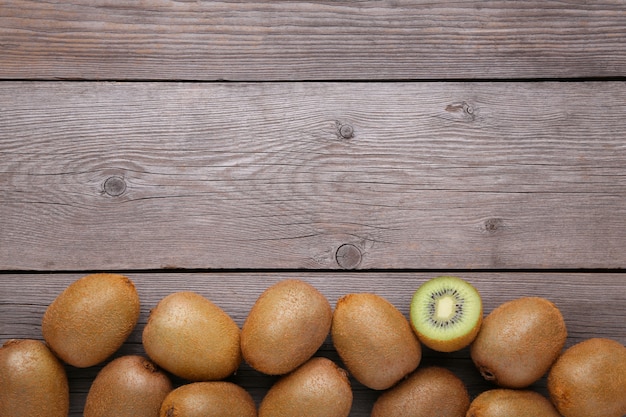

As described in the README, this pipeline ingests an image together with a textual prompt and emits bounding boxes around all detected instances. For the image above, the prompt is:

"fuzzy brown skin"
[331,293,421,390]
[42,273,140,367]
[84,355,172,417]
[0,339,69,416]
[470,297,567,388]
[259,357,352,417]
[241,279,332,375]
[160,381,257,417]
[142,291,241,381]
[547,338,626,417]
[466,389,562,417]
[371,366,469,417]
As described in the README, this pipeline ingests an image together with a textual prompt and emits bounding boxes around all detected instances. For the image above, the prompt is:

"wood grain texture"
[1,1,626,80]
[1,272,624,416]
[2,81,626,270]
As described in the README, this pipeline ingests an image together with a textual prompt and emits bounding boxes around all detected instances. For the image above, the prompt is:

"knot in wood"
[445,101,476,121]
[336,244,362,269]
[482,218,504,234]
[338,123,354,139]
[103,176,127,197]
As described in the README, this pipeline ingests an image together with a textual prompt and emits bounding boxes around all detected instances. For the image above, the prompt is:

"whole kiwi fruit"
[259,357,352,417]
[466,389,562,417]
[84,355,172,417]
[470,296,567,388]
[410,276,483,352]
[371,366,469,417]
[159,381,257,417]
[241,279,332,375]
[42,273,140,367]
[547,337,626,417]
[0,339,69,416]
[142,291,241,381]
[331,293,421,390]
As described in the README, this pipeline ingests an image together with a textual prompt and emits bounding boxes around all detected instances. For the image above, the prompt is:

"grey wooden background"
[1,1,625,416]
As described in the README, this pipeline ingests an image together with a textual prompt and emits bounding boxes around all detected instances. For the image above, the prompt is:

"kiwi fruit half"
[0,339,69,417]
[547,337,626,417]
[409,276,482,352]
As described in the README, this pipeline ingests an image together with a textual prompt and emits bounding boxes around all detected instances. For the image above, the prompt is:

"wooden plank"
[1,272,624,415]
[1,1,626,80]
[2,81,626,270]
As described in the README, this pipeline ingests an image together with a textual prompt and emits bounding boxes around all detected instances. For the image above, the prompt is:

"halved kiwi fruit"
[410,276,482,352]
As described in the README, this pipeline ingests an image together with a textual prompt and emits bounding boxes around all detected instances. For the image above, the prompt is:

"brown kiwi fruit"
[160,381,257,417]
[241,279,332,375]
[259,357,352,417]
[42,273,140,367]
[466,389,562,417]
[371,366,469,417]
[84,355,172,417]
[331,293,421,390]
[470,296,567,388]
[0,339,69,416]
[547,337,626,417]
[142,291,241,381]
[410,276,483,352]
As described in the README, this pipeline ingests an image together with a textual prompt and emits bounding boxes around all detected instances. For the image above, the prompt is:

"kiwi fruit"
[142,291,241,381]
[331,292,421,390]
[410,276,483,352]
[0,339,69,416]
[84,355,172,417]
[42,273,140,367]
[241,279,332,375]
[470,296,567,388]
[259,357,352,417]
[160,381,257,417]
[547,337,626,417]
[371,366,469,417]
[466,389,562,417]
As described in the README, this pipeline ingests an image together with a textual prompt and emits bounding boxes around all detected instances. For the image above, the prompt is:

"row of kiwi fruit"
[1,273,625,416]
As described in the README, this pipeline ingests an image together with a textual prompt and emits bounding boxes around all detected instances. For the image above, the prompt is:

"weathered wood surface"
[1,272,624,415]
[2,81,626,270]
[2,1,626,81]
[2,2,625,413]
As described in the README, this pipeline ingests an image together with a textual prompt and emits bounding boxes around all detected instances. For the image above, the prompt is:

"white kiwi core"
[435,296,455,321]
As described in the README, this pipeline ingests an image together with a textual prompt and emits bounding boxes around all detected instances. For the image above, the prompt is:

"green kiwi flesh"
[410,276,483,352]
